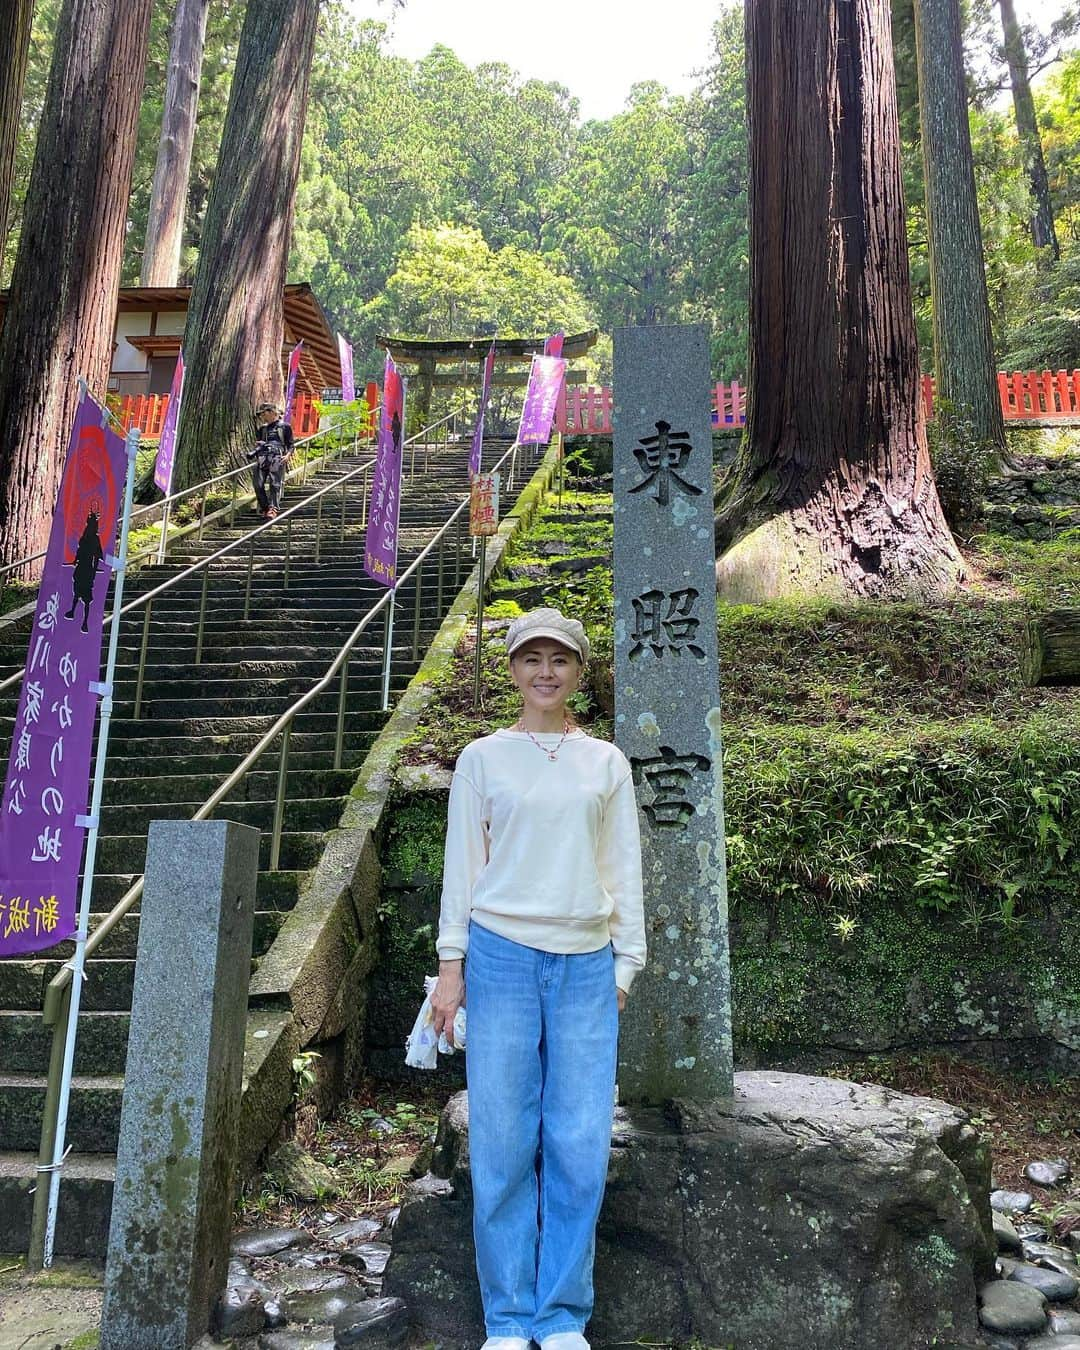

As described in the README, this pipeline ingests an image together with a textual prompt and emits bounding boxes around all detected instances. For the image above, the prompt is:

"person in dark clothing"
[248,402,295,517]
[65,512,103,633]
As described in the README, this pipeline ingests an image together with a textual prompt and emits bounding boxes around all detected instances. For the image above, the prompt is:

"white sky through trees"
[349,0,1073,121]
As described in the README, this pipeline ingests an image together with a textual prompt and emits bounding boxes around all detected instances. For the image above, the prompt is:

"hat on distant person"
[257,401,280,414]
[505,607,590,663]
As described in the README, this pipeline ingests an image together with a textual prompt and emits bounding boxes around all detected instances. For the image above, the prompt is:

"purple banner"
[364,355,406,588]
[284,341,304,425]
[544,330,565,358]
[0,394,127,957]
[517,354,567,445]
[153,348,185,494]
[338,333,355,404]
[469,341,496,476]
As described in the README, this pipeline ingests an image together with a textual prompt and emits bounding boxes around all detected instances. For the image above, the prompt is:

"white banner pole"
[381,591,396,712]
[42,423,140,1267]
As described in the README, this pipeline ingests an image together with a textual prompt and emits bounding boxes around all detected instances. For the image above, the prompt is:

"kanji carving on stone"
[629,587,705,660]
[628,421,702,507]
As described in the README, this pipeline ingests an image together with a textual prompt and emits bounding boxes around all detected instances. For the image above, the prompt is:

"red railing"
[555,382,746,436]
[556,372,1080,436]
[116,391,322,439]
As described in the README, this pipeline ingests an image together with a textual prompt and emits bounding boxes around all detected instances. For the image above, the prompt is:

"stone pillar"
[100,819,260,1350]
[612,323,734,1104]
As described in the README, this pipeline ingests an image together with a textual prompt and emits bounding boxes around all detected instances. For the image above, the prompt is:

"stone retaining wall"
[368,782,1080,1079]
[984,453,1080,540]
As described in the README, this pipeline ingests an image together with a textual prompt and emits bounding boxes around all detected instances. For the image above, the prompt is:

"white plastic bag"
[404,974,467,1070]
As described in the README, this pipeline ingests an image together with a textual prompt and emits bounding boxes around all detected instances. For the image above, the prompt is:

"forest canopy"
[2,0,1078,383]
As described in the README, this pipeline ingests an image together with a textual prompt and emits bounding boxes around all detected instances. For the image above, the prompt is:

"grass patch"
[967,528,1080,609]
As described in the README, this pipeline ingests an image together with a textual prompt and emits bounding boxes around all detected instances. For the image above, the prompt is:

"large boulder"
[384,1072,994,1349]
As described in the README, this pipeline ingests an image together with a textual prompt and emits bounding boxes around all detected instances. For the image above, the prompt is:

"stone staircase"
[0,439,504,1256]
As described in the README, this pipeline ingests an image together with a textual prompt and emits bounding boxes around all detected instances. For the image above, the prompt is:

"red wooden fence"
[555,373,1080,437]
[116,391,322,440]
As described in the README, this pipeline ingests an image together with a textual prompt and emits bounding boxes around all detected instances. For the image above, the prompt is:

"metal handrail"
[39,434,521,1023]
[0,412,371,588]
[0,432,376,696]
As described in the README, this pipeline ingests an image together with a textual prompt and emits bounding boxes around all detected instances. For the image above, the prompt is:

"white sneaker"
[538,1336,589,1350]
[481,1339,530,1350]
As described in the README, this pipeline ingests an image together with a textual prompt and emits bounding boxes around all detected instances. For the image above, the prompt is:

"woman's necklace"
[514,717,573,761]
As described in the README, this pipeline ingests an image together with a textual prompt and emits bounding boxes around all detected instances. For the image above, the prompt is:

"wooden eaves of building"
[0,281,344,436]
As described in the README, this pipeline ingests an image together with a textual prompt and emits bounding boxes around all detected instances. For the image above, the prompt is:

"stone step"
[0,1073,123,1152]
[85,869,303,912]
[99,712,388,742]
[0,959,135,1012]
[94,829,323,874]
[107,674,424,710]
[121,686,410,722]
[101,731,377,769]
[0,1150,113,1257]
[0,1010,129,1076]
[104,767,355,805]
[47,907,286,963]
[98,794,342,836]
[103,651,400,683]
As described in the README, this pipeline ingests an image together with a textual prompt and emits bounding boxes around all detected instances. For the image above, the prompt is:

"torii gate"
[375,330,599,430]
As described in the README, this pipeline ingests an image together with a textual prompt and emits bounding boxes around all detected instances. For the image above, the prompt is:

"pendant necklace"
[516,718,573,762]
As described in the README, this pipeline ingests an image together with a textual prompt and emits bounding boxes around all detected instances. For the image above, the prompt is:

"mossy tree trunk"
[998,0,1060,261]
[0,0,34,254]
[0,0,154,571]
[172,0,319,491]
[140,0,211,286]
[715,0,964,603]
[914,0,1006,458]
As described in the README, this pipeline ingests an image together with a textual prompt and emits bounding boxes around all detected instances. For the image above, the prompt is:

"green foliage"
[1001,247,1080,369]
[724,719,1080,925]
[368,222,591,343]
[291,1050,321,1101]
[926,400,995,528]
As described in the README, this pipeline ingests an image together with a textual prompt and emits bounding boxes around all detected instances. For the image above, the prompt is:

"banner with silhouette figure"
[544,331,565,358]
[0,392,127,956]
[364,355,406,587]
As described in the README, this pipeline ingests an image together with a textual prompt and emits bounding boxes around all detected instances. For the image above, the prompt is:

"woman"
[431,606,646,1350]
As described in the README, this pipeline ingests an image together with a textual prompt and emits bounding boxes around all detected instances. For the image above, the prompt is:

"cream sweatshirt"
[437,729,647,993]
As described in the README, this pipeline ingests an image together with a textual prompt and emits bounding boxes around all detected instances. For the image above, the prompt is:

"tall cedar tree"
[914,0,1006,455]
[141,0,211,286]
[0,0,153,568]
[714,0,964,602]
[173,0,319,489]
[998,0,1060,259]
[0,0,35,252]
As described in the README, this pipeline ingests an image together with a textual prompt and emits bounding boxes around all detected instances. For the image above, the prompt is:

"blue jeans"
[465,921,619,1342]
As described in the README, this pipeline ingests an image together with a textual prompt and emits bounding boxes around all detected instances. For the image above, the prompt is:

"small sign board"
[469,471,500,537]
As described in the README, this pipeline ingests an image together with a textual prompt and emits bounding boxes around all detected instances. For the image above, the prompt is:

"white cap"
[505,607,590,662]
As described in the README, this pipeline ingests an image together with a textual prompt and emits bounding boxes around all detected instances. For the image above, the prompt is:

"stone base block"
[383,1071,996,1350]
